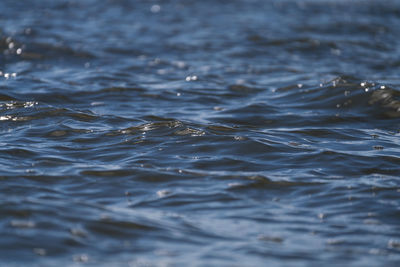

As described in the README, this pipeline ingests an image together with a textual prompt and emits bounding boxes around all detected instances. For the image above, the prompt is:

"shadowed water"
[1,0,400,266]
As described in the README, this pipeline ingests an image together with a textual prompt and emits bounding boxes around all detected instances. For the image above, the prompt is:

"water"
[1,0,400,266]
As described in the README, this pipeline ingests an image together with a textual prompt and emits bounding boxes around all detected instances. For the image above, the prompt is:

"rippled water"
[1,0,400,266]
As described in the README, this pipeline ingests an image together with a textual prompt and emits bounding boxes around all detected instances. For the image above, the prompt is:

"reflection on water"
[1,0,400,266]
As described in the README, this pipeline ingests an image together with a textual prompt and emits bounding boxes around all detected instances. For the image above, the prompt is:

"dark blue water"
[1,0,400,266]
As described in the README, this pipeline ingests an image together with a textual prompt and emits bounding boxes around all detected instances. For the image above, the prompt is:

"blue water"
[1,0,400,266]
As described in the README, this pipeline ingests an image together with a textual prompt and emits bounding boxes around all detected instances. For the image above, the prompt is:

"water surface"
[1,0,400,266]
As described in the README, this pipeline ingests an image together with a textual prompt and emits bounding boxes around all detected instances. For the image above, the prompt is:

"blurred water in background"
[1,0,400,266]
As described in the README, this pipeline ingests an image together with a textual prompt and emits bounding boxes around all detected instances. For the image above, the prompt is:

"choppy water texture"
[1,0,400,266]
